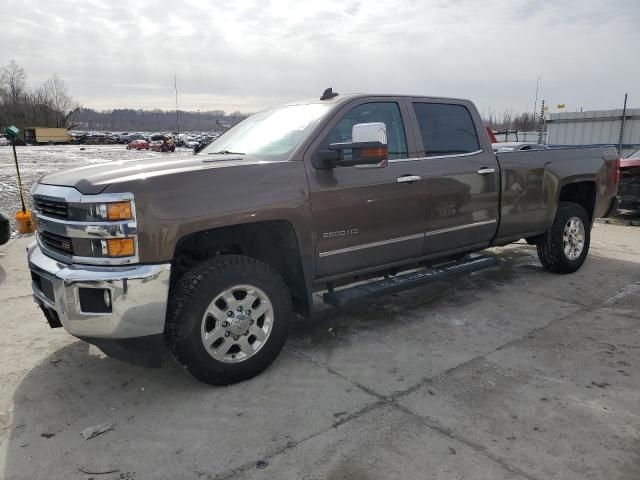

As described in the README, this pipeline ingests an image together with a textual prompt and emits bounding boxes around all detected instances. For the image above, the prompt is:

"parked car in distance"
[194,139,213,154]
[619,148,640,210]
[492,141,547,153]
[149,134,176,152]
[27,90,620,386]
[0,135,9,146]
[0,211,9,245]
[184,136,200,149]
[126,139,150,150]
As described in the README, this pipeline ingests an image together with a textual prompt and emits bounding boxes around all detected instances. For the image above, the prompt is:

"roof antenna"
[320,87,339,100]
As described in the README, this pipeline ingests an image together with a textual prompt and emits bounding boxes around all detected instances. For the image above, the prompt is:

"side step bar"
[323,255,500,307]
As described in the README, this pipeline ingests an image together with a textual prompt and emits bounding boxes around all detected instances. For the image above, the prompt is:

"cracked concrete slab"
[233,404,531,480]
[398,308,640,480]
[290,287,579,397]
[0,285,377,479]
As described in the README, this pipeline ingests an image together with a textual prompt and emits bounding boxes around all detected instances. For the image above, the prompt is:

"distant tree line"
[0,60,77,132]
[0,60,249,134]
[72,108,249,133]
[484,110,539,132]
[3,59,542,136]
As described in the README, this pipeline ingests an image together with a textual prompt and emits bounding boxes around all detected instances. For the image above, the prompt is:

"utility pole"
[537,100,546,144]
[617,93,628,156]
[175,76,180,134]
[533,76,542,131]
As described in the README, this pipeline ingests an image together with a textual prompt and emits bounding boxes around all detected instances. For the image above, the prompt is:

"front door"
[406,100,500,255]
[304,99,426,278]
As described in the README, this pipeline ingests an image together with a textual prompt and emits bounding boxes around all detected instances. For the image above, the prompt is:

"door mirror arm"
[312,149,344,169]
[312,142,389,169]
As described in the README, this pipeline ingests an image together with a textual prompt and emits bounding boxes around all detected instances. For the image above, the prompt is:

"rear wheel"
[167,255,292,385]
[536,202,590,273]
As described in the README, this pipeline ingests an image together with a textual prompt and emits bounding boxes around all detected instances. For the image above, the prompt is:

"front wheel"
[536,202,591,273]
[167,255,292,385]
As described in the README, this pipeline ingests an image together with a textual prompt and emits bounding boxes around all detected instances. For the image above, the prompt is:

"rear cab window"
[412,103,480,157]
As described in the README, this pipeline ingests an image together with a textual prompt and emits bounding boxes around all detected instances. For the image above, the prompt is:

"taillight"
[616,156,621,185]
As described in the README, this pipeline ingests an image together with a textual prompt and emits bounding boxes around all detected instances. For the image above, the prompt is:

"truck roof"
[278,92,475,109]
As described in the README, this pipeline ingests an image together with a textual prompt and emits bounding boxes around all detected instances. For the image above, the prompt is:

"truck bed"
[494,146,619,243]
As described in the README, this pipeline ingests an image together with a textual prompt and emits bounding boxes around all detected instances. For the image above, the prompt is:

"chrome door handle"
[477,168,495,175]
[397,175,421,183]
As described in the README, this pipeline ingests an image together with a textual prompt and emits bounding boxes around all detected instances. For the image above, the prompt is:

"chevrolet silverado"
[27,89,620,385]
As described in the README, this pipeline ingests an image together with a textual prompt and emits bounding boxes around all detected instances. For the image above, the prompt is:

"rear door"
[406,99,500,255]
[304,98,426,278]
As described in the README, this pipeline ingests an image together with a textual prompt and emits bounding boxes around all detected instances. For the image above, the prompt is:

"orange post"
[10,137,36,234]
[16,210,35,234]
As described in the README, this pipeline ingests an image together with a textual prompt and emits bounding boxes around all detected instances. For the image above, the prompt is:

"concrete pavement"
[0,220,638,479]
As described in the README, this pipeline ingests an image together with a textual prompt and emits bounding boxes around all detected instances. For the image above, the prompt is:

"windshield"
[200,103,332,156]
[629,148,640,159]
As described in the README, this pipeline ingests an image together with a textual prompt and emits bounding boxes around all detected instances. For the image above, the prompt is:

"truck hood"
[39,154,281,194]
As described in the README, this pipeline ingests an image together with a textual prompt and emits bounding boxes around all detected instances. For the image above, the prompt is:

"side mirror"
[313,122,388,169]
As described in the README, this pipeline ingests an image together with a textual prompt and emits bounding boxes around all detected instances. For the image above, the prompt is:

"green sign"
[4,125,20,139]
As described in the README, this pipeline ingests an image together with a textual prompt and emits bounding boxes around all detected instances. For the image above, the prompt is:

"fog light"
[78,288,112,313]
[106,238,135,257]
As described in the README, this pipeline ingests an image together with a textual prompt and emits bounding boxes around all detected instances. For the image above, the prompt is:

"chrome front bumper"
[28,242,171,339]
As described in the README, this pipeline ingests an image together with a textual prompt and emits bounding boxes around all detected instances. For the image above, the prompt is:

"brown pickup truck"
[27,90,620,385]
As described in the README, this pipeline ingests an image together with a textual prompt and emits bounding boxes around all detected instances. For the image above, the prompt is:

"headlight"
[68,201,133,222]
[107,202,133,221]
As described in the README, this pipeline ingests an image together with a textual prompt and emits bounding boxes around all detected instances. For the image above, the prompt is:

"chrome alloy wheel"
[563,216,585,261]
[200,284,273,363]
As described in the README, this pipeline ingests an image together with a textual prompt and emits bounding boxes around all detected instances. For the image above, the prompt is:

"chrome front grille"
[31,184,139,266]
[33,196,69,220]
[39,230,74,255]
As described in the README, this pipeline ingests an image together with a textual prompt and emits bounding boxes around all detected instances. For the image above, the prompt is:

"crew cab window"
[326,102,408,160]
[412,103,480,157]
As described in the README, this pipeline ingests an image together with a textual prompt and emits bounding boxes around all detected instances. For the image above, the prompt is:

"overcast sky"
[2,0,639,115]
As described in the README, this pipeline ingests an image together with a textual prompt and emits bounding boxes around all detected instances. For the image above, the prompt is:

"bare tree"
[0,60,28,127]
[484,111,537,132]
[41,74,73,127]
[0,60,251,133]
[0,60,27,102]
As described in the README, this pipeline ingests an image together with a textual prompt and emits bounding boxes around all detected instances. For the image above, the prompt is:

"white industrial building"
[546,108,640,157]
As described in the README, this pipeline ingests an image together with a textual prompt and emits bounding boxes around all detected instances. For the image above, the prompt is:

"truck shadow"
[3,243,638,478]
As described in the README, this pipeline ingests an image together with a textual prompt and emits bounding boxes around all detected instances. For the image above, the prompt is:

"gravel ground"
[0,144,194,231]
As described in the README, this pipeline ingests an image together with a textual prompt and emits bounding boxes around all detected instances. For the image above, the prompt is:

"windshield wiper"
[208,150,245,155]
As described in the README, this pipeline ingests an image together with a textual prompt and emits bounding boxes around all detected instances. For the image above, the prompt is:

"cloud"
[1,0,638,114]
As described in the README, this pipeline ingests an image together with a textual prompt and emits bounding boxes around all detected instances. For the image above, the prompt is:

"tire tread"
[536,202,590,274]
[166,254,291,385]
